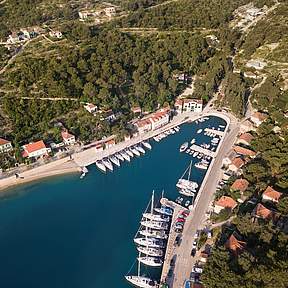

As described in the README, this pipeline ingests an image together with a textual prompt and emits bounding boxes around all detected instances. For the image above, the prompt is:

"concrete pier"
[204,128,225,137]
[190,144,216,158]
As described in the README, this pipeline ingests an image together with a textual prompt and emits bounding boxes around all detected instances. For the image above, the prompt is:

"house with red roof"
[252,203,276,221]
[214,196,237,214]
[0,138,13,153]
[262,186,282,203]
[149,109,170,130]
[231,179,249,193]
[240,119,256,134]
[61,130,76,146]
[228,157,245,173]
[134,118,152,134]
[234,145,256,157]
[237,133,254,146]
[225,233,246,255]
[22,140,50,159]
[250,112,268,127]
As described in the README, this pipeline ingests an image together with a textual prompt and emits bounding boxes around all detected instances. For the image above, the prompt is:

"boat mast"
[151,190,154,214]
[137,252,141,277]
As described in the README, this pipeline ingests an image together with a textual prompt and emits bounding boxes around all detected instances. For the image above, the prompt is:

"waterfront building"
[231,178,249,193]
[262,186,282,203]
[61,130,76,146]
[236,132,254,146]
[174,98,203,113]
[233,145,256,157]
[22,140,51,159]
[0,138,13,153]
[214,196,237,214]
[250,111,268,127]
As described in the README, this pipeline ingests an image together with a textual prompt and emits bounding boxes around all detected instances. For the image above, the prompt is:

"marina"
[0,115,229,288]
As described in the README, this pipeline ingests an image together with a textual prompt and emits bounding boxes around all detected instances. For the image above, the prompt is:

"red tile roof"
[239,132,254,143]
[24,140,46,153]
[215,196,237,209]
[234,145,256,156]
[231,157,245,169]
[61,131,74,140]
[0,138,10,145]
[231,179,249,192]
[225,234,246,255]
[262,186,282,202]
[253,203,275,220]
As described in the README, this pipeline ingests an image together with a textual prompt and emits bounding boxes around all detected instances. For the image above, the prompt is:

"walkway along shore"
[0,109,233,193]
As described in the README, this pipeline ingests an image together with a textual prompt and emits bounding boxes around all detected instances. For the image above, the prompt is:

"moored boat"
[131,147,141,156]
[125,276,157,288]
[154,206,173,216]
[134,237,165,248]
[121,151,131,162]
[142,141,152,150]
[126,149,134,158]
[180,142,189,152]
[110,156,120,167]
[137,246,163,257]
[136,145,146,154]
[143,212,170,222]
[139,228,168,239]
[95,160,106,173]
[102,158,113,171]
[115,153,124,162]
[141,219,169,230]
[137,256,163,267]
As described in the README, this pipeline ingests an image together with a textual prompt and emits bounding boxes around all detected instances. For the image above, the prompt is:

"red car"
[176,218,185,223]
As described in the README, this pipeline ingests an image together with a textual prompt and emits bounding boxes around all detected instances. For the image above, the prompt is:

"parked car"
[191,248,196,257]
[175,235,182,246]
[168,267,174,277]
[194,230,200,239]
[175,227,183,233]
[192,240,197,249]
[192,266,203,274]
[207,230,212,239]
[176,218,185,223]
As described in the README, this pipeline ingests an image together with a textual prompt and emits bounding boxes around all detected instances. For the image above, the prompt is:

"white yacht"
[110,156,120,167]
[195,161,208,170]
[190,138,196,144]
[143,212,170,222]
[137,246,163,257]
[102,158,113,171]
[176,161,199,191]
[197,129,203,134]
[139,229,168,239]
[140,219,169,230]
[142,141,152,150]
[138,256,163,267]
[136,145,146,154]
[126,149,134,158]
[154,206,173,216]
[179,142,189,152]
[115,153,124,162]
[130,147,141,156]
[193,151,199,157]
[125,276,157,288]
[121,151,131,162]
[95,161,106,173]
[179,189,195,197]
[134,237,165,248]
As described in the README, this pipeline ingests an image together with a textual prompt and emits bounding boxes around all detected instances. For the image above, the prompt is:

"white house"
[84,103,98,114]
[0,138,13,153]
[104,7,116,17]
[182,99,203,113]
[22,140,51,159]
[49,30,62,39]
[61,130,76,146]
[134,119,152,134]
[150,109,170,130]
[250,112,268,127]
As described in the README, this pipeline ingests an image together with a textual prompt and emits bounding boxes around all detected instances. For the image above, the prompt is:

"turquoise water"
[0,116,226,288]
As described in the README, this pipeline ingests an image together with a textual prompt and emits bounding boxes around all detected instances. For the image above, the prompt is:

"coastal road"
[167,113,240,288]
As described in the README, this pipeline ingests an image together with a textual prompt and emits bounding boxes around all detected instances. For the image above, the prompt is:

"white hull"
[137,246,163,257]
[141,220,169,230]
[136,145,145,154]
[95,161,106,173]
[134,237,165,248]
[154,207,173,216]
[116,153,124,161]
[140,229,168,239]
[143,212,170,222]
[131,148,141,156]
[142,141,152,150]
[102,159,113,171]
[179,189,195,197]
[121,152,131,162]
[125,276,156,288]
[126,149,134,157]
[110,156,120,167]
[138,256,163,267]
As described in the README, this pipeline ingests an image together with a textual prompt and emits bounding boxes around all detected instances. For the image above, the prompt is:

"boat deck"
[204,128,224,137]
[190,144,216,158]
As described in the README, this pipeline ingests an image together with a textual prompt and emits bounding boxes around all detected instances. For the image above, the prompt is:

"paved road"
[167,112,240,288]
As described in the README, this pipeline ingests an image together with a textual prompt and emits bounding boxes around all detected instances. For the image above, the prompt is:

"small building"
[61,130,76,146]
[104,7,116,17]
[22,140,50,159]
[262,186,282,203]
[104,110,117,122]
[252,203,276,221]
[231,179,249,193]
[0,138,13,153]
[228,157,245,173]
[214,196,237,214]
[234,145,256,157]
[135,119,152,134]
[182,99,203,113]
[246,59,267,70]
[150,109,170,130]
[49,30,62,39]
[237,133,254,146]
[131,106,141,114]
[105,139,116,149]
[239,119,256,134]
[84,103,98,114]
[225,233,246,255]
[250,112,268,127]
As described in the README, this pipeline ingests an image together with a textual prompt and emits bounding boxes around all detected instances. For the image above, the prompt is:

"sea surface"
[0,116,226,288]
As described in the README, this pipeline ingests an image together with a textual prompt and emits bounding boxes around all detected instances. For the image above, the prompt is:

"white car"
[192,240,197,249]
[192,266,203,274]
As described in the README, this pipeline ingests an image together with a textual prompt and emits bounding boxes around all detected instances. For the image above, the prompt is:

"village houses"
[0,138,13,153]
[22,140,51,159]
[236,132,254,146]
[225,233,246,255]
[262,186,282,203]
[61,130,76,146]
[233,145,256,157]
[231,178,249,193]
[228,157,245,173]
[252,203,276,221]
[214,196,237,214]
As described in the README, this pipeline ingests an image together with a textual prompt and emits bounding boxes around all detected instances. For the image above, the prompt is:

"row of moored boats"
[95,141,152,173]
[153,126,180,142]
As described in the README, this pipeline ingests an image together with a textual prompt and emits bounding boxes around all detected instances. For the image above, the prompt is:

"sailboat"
[139,228,168,239]
[137,246,163,257]
[125,275,157,288]
[134,237,165,248]
[176,160,198,191]
[142,212,170,222]
[137,256,163,267]
[140,219,169,230]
